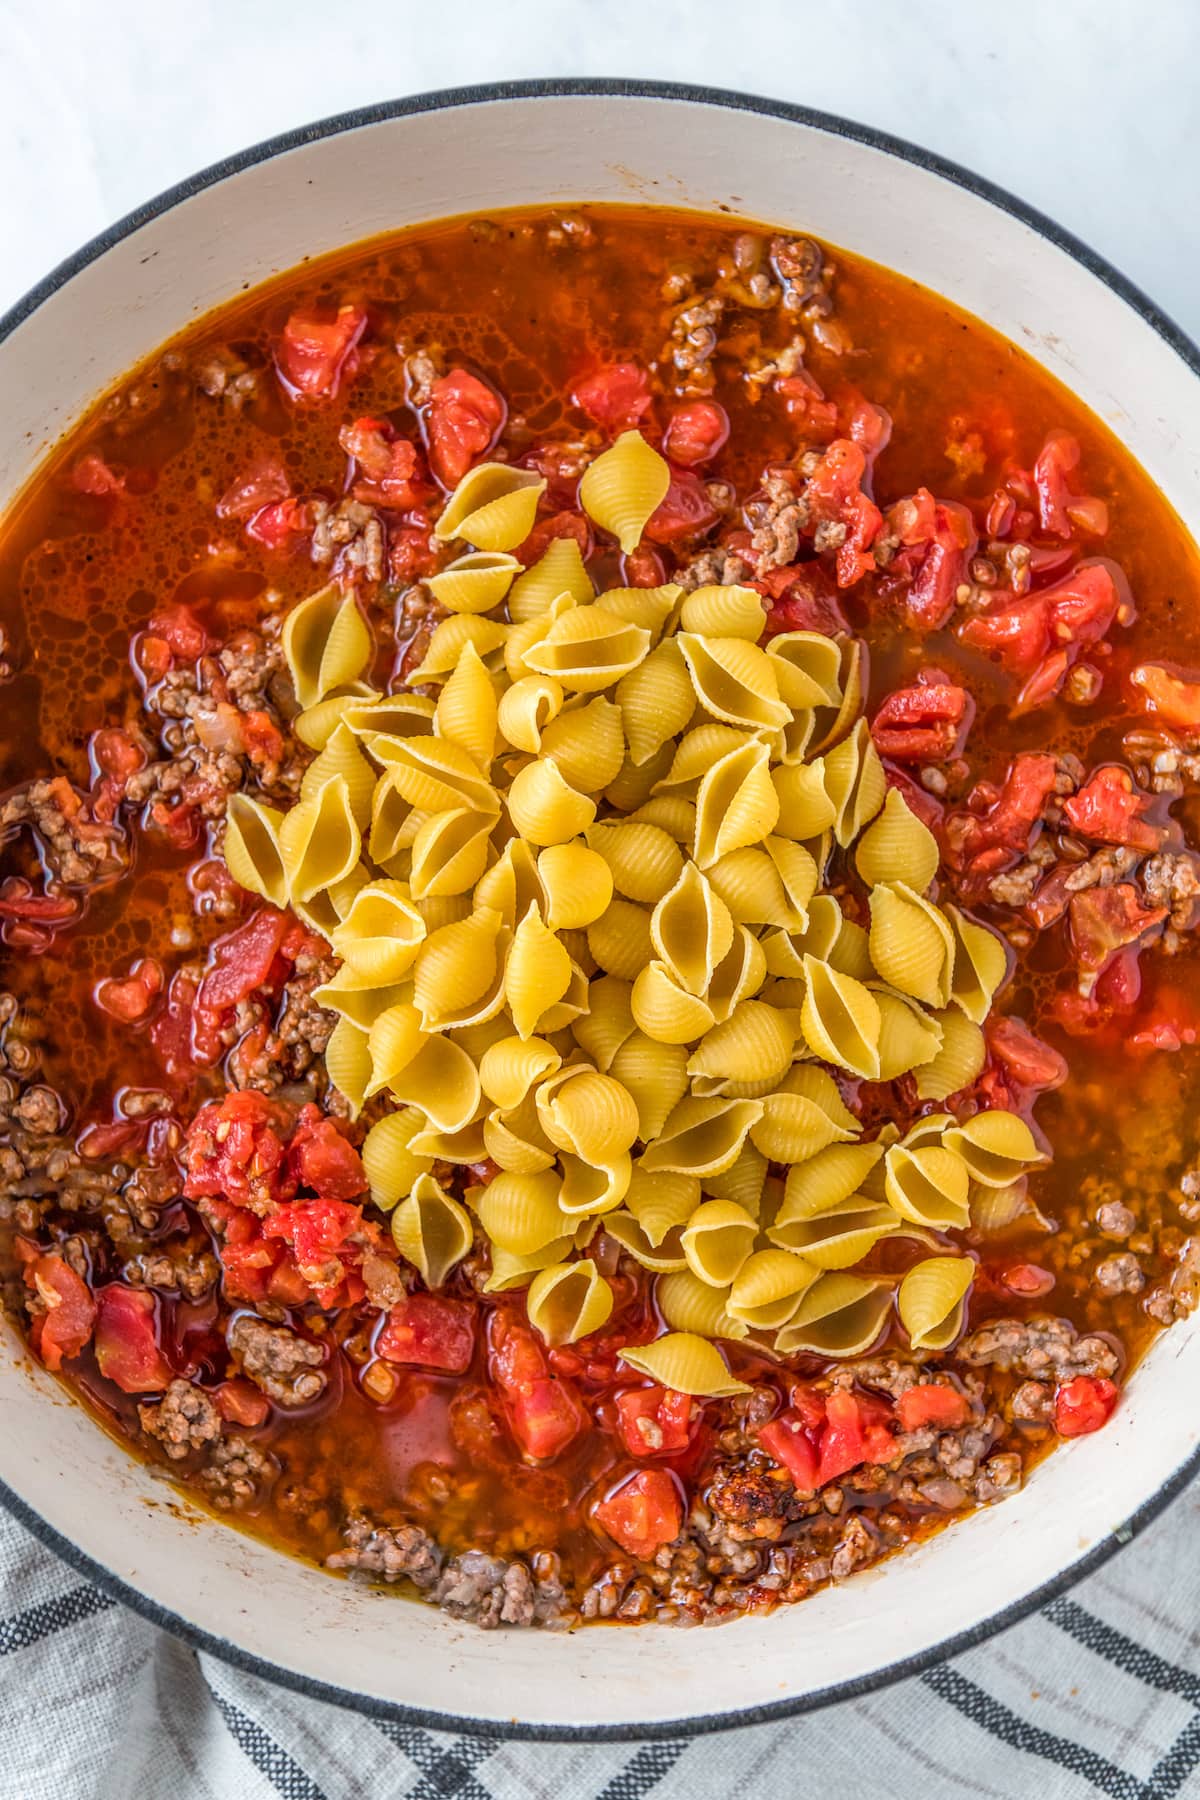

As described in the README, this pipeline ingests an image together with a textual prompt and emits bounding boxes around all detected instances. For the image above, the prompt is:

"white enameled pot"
[2,81,1198,1740]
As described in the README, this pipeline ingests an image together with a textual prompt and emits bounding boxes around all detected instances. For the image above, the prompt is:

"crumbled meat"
[138,1379,223,1460]
[830,1514,875,1579]
[769,236,831,313]
[124,1243,219,1299]
[227,1315,327,1406]
[1145,1237,1200,1324]
[707,1461,792,1536]
[0,778,126,885]
[13,1086,63,1135]
[404,348,442,408]
[433,1548,570,1629]
[195,347,260,408]
[310,498,384,584]
[974,1453,1023,1503]
[1140,852,1200,929]
[1094,1252,1145,1295]
[676,546,752,591]
[988,861,1046,908]
[197,1434,275,1510]
[746,469,811,572]
[666,294,725,390]
[327,1515,443,1590]
[957,1314,1120,1380]
[1097,1199,1137,1240]
[1010,1380,1053,1423]
[228,948,338,1099]
[361,1251,407,1310]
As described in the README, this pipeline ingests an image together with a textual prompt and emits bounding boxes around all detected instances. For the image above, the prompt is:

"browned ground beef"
[227,1315,327,1406]
[139,1379,224,1460]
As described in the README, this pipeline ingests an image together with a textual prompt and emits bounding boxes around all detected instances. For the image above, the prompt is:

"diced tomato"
[945,752,1058,875]
[816,1390,871,1485]
[803,438,884,586]
[594,1468,682,1558]
[239,709,285,770]
[195,907,291,1017]
[75,1118,146,1161]
[146,603,211,661]
[662,400,729,467]
[1013,648,1072,715]
[1047,561,1123,646]
[70,453,125,497]
[90,726,146,790]
[621,543,668,588]
[490,1312,585,1461]
[1069,885,1166,979]
[518,509,594,566]
[573,363,653,434]
[94,1284,172,1394]
[246,497,313,551]
[286,1110,367,1200]
[94,958,163,1024]
[26,1254,97,1371]
[340,416,425,509]
[1130,662,1200,733]
[985,1015,1068,1096]
[615,1385,695,1457]
[183,1089,292,1206]
[871,681,969,763]
[1033,431,1108,539]
[389,522,438,584]
[1062,766,1163,852]
[216,1379,270,1428]
[276,303,367,401]
[759,1412,820,1490]
[1127,982,1200,1053]
[379,1294,476,1374]
[958,591,1051,675]
[775,370,839,439]
[644,468,721,546]
[895,1385,971,1432]
[996,1262,1056,1298]
[1054,1376,1118,1437]
[425,369,505,487]
[756,561,849,639]
[884,491,977,631]
[216,455,291,521]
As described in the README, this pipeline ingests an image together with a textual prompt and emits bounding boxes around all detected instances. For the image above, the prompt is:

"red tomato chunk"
[489,1314,585,1461]
[378,1295,475,1374]
[1054,1377,1118,1437]
[615,1385,695,1456]
[94,1285,172,1395]
[22,1251,97,1372]
[594,1469,682,1558]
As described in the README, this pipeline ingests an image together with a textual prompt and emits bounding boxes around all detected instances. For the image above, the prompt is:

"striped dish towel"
[4,1489,1200,1800]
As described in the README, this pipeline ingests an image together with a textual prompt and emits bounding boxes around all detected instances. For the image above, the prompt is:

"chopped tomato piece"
[216,1379,270,1428]
[616,1385,695,1457]
[594,1468,682,1558]
[518,509,594,566]
[286,1111,367,1200]
[1046,561,1122,646]
[895,1385,970,1432]
[573,362,653,434]
[216,455,291,521]
[644,469,720,546]
[389,522,438,584]
[490,1313,585,1461]
[1054,1376,1118,1437]
[94,1284,172,1394]
[246,497,313,551]
[884,491,977,631]
[26,1254,97,1371]
[340,416,425,509]
[425,369,505,487]
[662,400,729,466]
[146,603,212,661]
[71,452,125,497]
[1130,662,1200,732]
[945,752,1057,875]
[776,370,839,439]
[996,1262,1056,1298]
[195,907,291,1016]
[1069,885,1166,980]
[75,1118,146,1161]
[621,543,668,588]
[94,958,163,1024]
[759,1412,820,1490]
[1033,431,1108,538]
[183,1089,292,1206]
[958,591,1051,675]
[871,682,969,763]
[1062,766,1163,852]
[276,303,367,400]
[756,561,849,639]
[985,1015,1068,1097]
[378,1294,476,1374]
[803,438,883,586]
[816,1390,871,1485]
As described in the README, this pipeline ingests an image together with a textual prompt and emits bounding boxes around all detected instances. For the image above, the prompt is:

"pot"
[2,79,1198,1739]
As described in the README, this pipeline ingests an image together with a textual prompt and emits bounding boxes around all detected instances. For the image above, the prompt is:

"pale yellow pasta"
[898,1256,975,1350]
[570,974,635,1071]
[407,1118,489,1164]
[650,861,733,998]
[701,1139,768,1215]
[434,462,546,552]
[603,742,674,813]
[474,838,547,930]
[282,585,372,709]
[497,674,564,754]
[765,631,843,708]
[277,775,362,903]
[783,1141,883,1217]
[694,740,780,868]
[425,550,522,615]
[639,1095,764,1178]
[678,585,768,641]
[631,959,715,1044]
[655,722,749,797]
[506,757,596,846]
[799,955,882,1079]
[523,604,651,693]
[433,643,498,768]
[536,1067,640,1164]
[623,1167,700,1245]
[772,759,838,840]
[707,926,768,1022]
[676,634,791,733]
[969,1178,1050,1237]
[222,794,289,908]
[323,1016,372,1118]
[557,1151,632,1217]
[483,1237,579,1292]
[586,821,683,907]
[367,771,417,872]
[680,1198,757,1287]
[869,882,956,1009]
[775,1273,893,1357]
[342,693,436,741]
[914,1008,986,1101]
[617,639,696,765]
[474,1168,565,1255]
[478,1034,562,1110]
[536,841,612,930]
[390,1173,473,1289]
[412,906,506,1031]
[525,1259,614,1345]
[809,636,865,756]
[873,987,943,1081]
[416,893,474,932]
[483,1099,557,1175]
[503,591,576,684]
[508,536,595,622]
[884,1142,971,1230]
[595,582,681,641]
[608,1030,689,1141]
[822,718,887,848]
[943,1111,1042,1185]
[656,1271,750,1341]
[619,1332,750,1396]
[628,795,696,842]
[496,902,568,1038]
[294,685,378,752]
[687,1001,795,1092]
[313,966,411,1030]
[947,906,1010,1023]
[587,898,654,981]
[409,808,494,901]
[706,845,812,931]
[330,879,426,984]
[361,1106,435,1211]
[603,1213,689,1273]
[540,697,626,792]
[579,429,671,554]
[406,615,509,685]
[767,1195,899,1270]
[300,722,377,829]
[856,788,940,892]
[374,736,498,818]
[750,1082,858,1165]
[727,1248,818,1329]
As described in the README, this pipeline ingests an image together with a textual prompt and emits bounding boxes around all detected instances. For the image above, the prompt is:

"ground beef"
[830,1513,875,1579]
[676,546,752,591]
[361,1251,407,1310]
[404,348,442,407]
[1010,1380,1054,1423]
[1145,1236,1200,1324]
[974,1453,1023,1503]
[196,1435,275,1511]
[138,1379,223,1461]
[227,1316,326,1406]
[1097,1198,1137,1239]
[326,1516,442,1590]
[0,778,127,886]
[988,861,1045,908]
[123,1242,219,1299]
[433,1549,570,1629]
[1140,852,1200,929]
[195,347,260,409]
[1094,1252,1145,1295]
[310,498,384,585]
[665,293,725,390]
[13,1086,63,1135]
[746,469,811,572]
[228,948,338,1098]
[770,236,831,313]
[957,1314,1119,1380]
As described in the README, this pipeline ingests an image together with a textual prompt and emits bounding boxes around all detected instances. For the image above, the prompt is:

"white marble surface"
[0,0,1197,334]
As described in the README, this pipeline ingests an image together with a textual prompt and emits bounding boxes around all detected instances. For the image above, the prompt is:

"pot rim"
[2,76,1197,1743]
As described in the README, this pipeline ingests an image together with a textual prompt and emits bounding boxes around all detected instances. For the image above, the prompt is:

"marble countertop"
[0,0,1196,334]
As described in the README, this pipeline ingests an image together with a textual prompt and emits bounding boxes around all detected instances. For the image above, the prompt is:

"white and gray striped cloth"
[4,1485,1200,1800]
